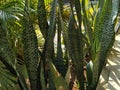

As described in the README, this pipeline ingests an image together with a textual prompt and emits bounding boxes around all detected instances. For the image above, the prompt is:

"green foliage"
[0,61,17,90]
[68,14,84,90]
[22,0,40,90]
[0,0,119,90]
[91,0,119,89]
[38,0,48,38]
[49,61,68,90]
[86,61,93,87]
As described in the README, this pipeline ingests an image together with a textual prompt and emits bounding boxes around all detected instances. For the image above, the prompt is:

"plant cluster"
[0,0,120,90]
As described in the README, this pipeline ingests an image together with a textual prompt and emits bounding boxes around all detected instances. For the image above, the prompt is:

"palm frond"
[0,1,24,22]
[0,61,17,89]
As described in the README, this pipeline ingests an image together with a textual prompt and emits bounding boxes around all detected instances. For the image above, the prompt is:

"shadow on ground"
[97,35,120,90]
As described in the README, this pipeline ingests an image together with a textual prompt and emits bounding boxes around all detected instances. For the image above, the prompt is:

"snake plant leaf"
[68,14,84,90]
[91,0,119,89]
[92,0,113,85]
[23,0,40,89]
[38,0,49,39]
[23,20,39,90]
[40,61,46,90]
[55,23,65,77]
[48,61,69,90]
[86,61,93,87]
[68,14,81,63]
[43,0,57,89]
[118,0,120,13]
[92,3,104,59]
[54,4,68,77]
[82,0,93,45]
[48,64,56,90]
[111,0,119,23]
[98,0,119,70]
[58,7,71,58]
[74,0,82,30]
[58,0,64,14]
[45,0,57,59]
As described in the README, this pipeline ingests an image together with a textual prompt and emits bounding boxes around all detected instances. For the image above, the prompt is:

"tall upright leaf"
[55,20,65,77]
[73,0,85,89]
[68,14,84,90]
[23,0,40,90]
[119,0,120,13]
[37,0,48,39]
[44,0,57,89]
[82,0,93,45]
[45,0,57,60]
[90,0,119,89]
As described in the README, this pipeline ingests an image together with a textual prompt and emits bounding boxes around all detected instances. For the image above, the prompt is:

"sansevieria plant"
[0,0,120,90]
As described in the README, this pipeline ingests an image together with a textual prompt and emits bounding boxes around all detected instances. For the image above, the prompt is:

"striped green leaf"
[23,0,39,90]
[68,14,84,90]
[86,61,93,88]
[44,0,57,89]
[38,0,48,39]
[82,0,93,45]
[23,20,39,90]
[91,0,119,89]
[45,0,57,59]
